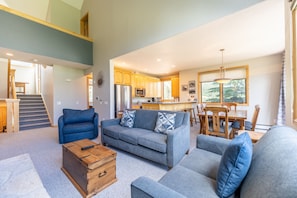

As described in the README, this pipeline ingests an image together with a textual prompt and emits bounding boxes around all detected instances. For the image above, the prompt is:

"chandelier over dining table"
[214,49,231,84]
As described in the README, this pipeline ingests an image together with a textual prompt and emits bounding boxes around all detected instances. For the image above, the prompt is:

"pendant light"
[214,49,231,84]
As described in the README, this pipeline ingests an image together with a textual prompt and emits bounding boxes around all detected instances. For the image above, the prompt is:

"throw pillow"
[154,112,176,134]
[120,110,136,128]
[216,132,253,198]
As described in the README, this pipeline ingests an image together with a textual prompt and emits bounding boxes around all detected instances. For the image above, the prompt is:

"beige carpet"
[0,153,50,198]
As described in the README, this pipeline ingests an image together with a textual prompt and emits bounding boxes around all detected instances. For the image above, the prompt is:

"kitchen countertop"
[141,101,196,104]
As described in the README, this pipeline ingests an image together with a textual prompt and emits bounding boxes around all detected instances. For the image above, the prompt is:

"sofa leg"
[186,149,190,154]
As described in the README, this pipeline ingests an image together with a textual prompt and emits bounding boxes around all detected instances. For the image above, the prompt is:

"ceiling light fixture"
[6,52,13,56]
[214,49,231,84]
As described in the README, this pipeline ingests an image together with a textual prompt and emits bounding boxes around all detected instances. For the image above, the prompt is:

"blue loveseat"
[58,108,98,144]
[101,109,190,168]
[131,126,297,198]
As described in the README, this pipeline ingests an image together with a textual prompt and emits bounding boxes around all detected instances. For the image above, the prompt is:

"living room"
[0,0,296,197]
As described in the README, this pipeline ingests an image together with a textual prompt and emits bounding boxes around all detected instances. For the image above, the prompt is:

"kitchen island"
[141,101,196,111]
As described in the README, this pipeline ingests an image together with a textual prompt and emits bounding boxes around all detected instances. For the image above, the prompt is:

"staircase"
[17,94,51,131]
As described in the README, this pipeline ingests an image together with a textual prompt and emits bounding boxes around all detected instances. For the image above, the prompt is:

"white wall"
[0,58,8,98]
[11,64,35,94]
[53,65,87,125]
[179,54,282,126]
[41,65,54,124]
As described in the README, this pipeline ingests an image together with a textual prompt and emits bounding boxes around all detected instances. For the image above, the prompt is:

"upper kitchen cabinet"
[114,67,132,85]
[171,76,180,98]
[145,76,161,98]
[131,73,161,97]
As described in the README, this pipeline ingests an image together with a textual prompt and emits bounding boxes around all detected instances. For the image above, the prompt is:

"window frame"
[198,65,249,105]
[292,3,297,123]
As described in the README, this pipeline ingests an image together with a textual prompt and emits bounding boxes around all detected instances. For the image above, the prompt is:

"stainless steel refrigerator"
[114,84,132,118]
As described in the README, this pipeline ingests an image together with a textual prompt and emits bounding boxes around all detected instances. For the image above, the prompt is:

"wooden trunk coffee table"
[61,139,117,198]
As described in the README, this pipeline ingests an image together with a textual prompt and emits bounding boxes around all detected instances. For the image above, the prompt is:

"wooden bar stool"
[183,107,197,127]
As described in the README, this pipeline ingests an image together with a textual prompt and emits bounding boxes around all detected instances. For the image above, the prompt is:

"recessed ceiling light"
[33,59,38,62]
[6,52,13,56]
[171,65,176,68]
[156,58,162,62]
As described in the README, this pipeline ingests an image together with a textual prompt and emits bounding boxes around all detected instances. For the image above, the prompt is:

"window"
[198,66,248,104]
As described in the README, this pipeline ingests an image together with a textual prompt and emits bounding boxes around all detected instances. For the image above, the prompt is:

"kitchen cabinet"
[145,76,161,97]
[171,76,179,98]
[114,68,131,85]
[132,73,161,97]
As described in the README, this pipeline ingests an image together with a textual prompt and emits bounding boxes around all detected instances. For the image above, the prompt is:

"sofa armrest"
[58,115,64,144]
[196,134,231,155]
[131,177,186,198]
[167,123,190,168]
[101,118,121,128]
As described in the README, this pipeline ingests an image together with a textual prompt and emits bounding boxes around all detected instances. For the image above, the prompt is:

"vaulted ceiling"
[113,0,285,76]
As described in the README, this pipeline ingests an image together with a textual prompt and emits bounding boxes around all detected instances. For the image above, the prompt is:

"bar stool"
[183,107,197,127]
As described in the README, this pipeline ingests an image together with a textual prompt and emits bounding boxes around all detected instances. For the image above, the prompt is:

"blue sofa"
[58,108,99,144]
[131,126,297,197]
[101,109,190,168]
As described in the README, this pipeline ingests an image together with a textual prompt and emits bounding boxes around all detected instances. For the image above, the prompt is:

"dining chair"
[197,103,206,134]
[221,102,237,111]
[204,106,232,139]
[231,104,260,137]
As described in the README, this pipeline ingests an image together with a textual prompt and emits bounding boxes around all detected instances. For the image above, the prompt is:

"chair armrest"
[101,118,121,128]
[58,115,64,144]
[196,134,231,155]
[93,113,99,137]
[131,177,186,198]
[167,123,190,168]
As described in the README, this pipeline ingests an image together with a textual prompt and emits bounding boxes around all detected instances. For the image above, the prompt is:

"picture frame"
[182,84,188,91]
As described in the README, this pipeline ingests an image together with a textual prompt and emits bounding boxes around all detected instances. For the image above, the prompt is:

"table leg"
[239,120,245,130]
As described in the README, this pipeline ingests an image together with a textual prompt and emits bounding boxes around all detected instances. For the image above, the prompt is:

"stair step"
[20,118,50,125]
[20,123,51,131]
[20,114,48,120]
[19,107,46,111]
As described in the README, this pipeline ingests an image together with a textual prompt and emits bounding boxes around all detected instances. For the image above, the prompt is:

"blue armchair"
[58,108,98,144]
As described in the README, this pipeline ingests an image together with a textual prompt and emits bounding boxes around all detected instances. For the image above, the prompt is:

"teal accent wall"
[0,9,93,65]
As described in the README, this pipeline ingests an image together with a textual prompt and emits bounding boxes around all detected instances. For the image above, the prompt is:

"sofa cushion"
[63,108,94,124]
[240,126,297,198]
[120,110,136,128]
[119,128,152,145]
[63,122,94,134]
[216,132,252,198]
[103,125,129,139]
[138,132,167,153]
[159,165,218,198]
[179,148,221,180]
[154,112,176,134]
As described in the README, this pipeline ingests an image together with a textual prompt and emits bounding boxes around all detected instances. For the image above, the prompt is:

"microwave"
[135,88,146,97]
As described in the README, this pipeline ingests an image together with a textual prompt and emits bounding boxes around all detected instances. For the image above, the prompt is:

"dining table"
[198,109,247,134]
